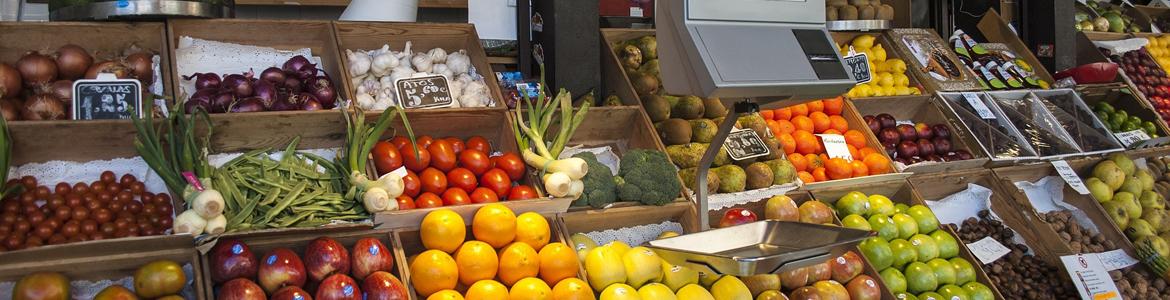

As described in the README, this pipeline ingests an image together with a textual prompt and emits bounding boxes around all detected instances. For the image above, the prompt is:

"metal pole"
[695,100,757,230]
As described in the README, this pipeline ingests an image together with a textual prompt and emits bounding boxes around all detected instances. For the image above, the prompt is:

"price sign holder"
[817,134,852,161]
[961,92,996,120]
[1061,254,1123,300]
[843,51,872,84]
[726,128,771,161]
[1052,160,1090,195]
[1114,130,1150,148]
[394,74,454,109]
[71,73,143,120]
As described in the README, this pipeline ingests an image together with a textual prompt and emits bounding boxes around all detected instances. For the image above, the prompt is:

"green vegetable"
[131,102,213,199]
[0,116,17,198]
[615,149,681,206]
[572,152,616,208]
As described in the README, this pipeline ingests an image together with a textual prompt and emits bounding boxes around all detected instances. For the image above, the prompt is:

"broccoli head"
[572,152,617,208]
[616,149,682,205]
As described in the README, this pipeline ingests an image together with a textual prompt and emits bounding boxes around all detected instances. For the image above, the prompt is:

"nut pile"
[949,210,1077,300]
[1042,210,1115,253]
[1112,267,1170,299]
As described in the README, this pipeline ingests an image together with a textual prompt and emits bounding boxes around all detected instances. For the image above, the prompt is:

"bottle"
[954,29,992,60]
[987,61,1024,89]
[973,61,1006,90]
[1004,61,1045,89]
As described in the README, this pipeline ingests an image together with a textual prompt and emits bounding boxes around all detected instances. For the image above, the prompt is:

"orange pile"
[765,97,892,183]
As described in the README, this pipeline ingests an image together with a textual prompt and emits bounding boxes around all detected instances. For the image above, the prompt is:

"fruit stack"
[1093,101,1162,138]
[663,110,799,194]
[1105,48,1170,123]
[761,98,894,184]
[1147,35,1170,75]
[409,204,588,299]
[13,260,189,300]
[839,34,921,98]
[371,135,539,209]
[863,113,974,165]
[1087,154,1170,263]
[1075,1,1141,33]
[716,194,837,228]
[830,191,997,300]
[825,0,895,22]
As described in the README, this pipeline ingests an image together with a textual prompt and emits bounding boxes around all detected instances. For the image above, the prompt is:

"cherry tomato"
[493,152,527,181]
[445,137,465,155]
[508,185,539,201]
[389,136,412,149]
[470,187,499,204]
[100,171,116,183]
[458,149,493,176]
[35,186,50,199]
[428,139,458,172]
[415,135,434,149]
[20,176,36,191]
[400,143,431,172]
[415,192,444,208]
[396,195,416,210]
[466,136,492,153]
[442,188,472,206]
[120,174,138,186]
[403,170,421,198]
[372,140,404,175]
[419,168,448,195]
[54,182,71,195]
[446,168,478,192]
[72,182,89,195]
[480,168,512,197]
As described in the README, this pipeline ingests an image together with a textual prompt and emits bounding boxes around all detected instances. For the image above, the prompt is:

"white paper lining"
[924,183,1031,251]
[1015,176,1101,235]
[584,221,685,247]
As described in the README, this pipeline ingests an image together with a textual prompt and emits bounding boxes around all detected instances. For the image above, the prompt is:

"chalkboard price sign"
[725,128,771,161]
[844,52,872,84]
[395,75,454,109]
[72,74,143,120]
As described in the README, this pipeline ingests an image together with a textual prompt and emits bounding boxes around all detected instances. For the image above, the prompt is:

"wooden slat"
[487,56,518,64]
[234,0,468,8]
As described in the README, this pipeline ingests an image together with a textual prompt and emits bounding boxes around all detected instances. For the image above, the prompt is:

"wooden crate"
[848,96,989,173]
[559,201,701,241]
[829,31,926,99]
[0,235,206,299]
[883,28,983,93]
[197,227,407,299]
[799,100,905,190]
[599,28,654,106]
[1077,85,1170,149]
[332,21,504,110]
[706,191,815,229]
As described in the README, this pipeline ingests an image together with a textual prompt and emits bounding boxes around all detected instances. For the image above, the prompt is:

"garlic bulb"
[374,87,396,110]
[432,63,454,80]
[412,52,434,73]
[356,77,379,96]
[461,80,489,107]
[390,66,413,83]
[447,50,471,74]
[428,48,449,63]
[449,79,464,100]
[356,93,377,110]
[370,44,398,77]
[397,41,414,69]
[346,49,371,77]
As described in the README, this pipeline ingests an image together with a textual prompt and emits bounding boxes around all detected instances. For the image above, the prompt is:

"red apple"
[932,137,953,154]
[896,140,919,159]
[218,278,267,300]
[865,116,882,133]
[362,271,410,300]
[719,208,758,228]
[896,124,918,141]
[316,274,361,300]
[351,238,395,280]
[829,251,864,283]
[846,274,882,300]
[916,138,935,156]
[210,239,259,284]
[876,113,896,129]
[271,286,313,300]
[779,267,810,290]
[305,237,350,282]
[914,123,934,140]
[789,286,823,300]
[932,124,951,139]
[259,248,307,294]
[878,128,902,145]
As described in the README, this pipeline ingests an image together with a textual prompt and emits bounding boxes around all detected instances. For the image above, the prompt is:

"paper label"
[895,120,914,126]
[388,166,408,179]
[726,128,771,161]
[1097,249,1139,271]
[630,7,644,17]
[1115,129,1151,147]
[1061,254,1123,300]
[1052,160,1090,195]
[966,236,1012,264]
[844,52,873,84]
[962,92,996,119]
[818,134,853,161]
[394,75,454,109]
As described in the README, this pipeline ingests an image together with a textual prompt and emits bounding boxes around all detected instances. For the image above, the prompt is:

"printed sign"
[818,134,853,161]
[966,236,1012,264]
[1061,254,1123,300]
[71,74,143,120]
[844,52,872,84]
[962,92,996,119]
[726,128,771,161]
[1052,160,1090,195]
[1097,249,1139,271]
[1115,130,1151,147]
[394,75,454,109]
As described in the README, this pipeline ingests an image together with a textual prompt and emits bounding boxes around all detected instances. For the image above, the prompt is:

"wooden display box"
[197,227,407,299]
[848,96,989,173]
[1077,85,1170,149]
[829,31,926,99]
[977,10,1057,85]
[1135,5,1170,33]
[599,28,654,106]
[705,191,814,229]
[883,28,983,93]
[800,100,906,190]
[0,235,206,299]
[558,201,700,239]
[935,92,1042,165]
[332,21,505,110]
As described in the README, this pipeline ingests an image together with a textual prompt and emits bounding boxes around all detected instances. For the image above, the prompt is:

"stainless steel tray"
[50,0,233,21]
[647,221,872,276]
[827,20,891,32]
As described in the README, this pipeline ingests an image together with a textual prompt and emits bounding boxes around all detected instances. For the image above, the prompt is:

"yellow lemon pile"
[840,34,920,98]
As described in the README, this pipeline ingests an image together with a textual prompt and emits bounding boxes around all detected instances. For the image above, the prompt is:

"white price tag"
[1115,130,1151,147]
[629,7,644,17]
[1052,160,1090,195]
[1061,254,1123,300]
[1097,249,1139,271]
[966,236,1012,264]
[389,166,408,178]
[962,92,996,119]
[818,134,853,161]
[895,120,914,126]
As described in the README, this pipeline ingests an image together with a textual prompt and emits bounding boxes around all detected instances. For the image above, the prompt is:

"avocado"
[643,94,671,122]
[690,119,718,143]
[657,118,693,145]
[672,95,706,119]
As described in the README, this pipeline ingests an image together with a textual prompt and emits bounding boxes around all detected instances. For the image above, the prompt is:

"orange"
[807,100,825,113]
[810,112,831,133]
[778,133,796,155]
[824,97,845,115]
[791,116,814,132]
[774,108,793,120]
[859,147,879,158]
[776,120,796,134]
[455,241,499,285]
[515,212,551,250]
[829,115,849,132]
[850,160,870,177]
[790,104,810,117]
[797,171,815,183]
[760,110,774,120]
[411,250,459,297]
[509,277,552,300]
[805,153,824,169]
[766,120,780,136]
[793,131,818,155]
[538,243,580,285]
[498,242,540,286]
[825,158,853,180]
[822,129,842,135]
[812,167,828,182]
[466,280,509,300]
[844,130,868,148]
[819,154,830,164]
[421,209,466,253]
[787,153,808,172]
[847,144,861,160]
[473,203,517,248]
[427,290,464,300]
[551,278,595,300]
[864,153,893,175]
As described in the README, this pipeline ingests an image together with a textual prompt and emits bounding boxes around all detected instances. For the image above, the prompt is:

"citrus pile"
[1147,35,1170,75]
[764,97,893,183]
[839,34,921,98]
[411,204,590,300]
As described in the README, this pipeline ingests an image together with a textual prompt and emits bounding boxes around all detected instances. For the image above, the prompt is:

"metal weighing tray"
[647,221,873,276]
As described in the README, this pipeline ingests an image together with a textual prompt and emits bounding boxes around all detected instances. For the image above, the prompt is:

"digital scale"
[646,0,872,276]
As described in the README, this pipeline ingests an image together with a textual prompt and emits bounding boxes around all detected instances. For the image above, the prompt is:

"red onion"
[209,90,235,113]
[184,99,210,114]
[124,52,153,84]
[189,88,217,104]
[222,73,253,98]
[184,73,221,90]
[282,55,314,77]
[17,52,58,87]
[253,80,277,107]
[306,76,336,108]
[283,77,302,93]
[302,98,323,111]
[0,63,21,99]
[259,67,285,83]
[269,98,300,111]
[21,93,65,120]
[231,97,267,113]
[55,45,92,80]
[46,80,73,102]
[0,99,18,121]
[85,61,130,79]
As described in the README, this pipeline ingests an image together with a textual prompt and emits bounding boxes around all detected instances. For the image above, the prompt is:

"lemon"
[586,245,628,292]
[856,84,874,98]
[882,86,897,98]
[910,87,922,95]
[709,276,752,300]
[639,283,678,300]
[894,73,910,87]
[887,59,908,73]
[676,284,716,300]
[851,35,876,51]
[1150,37,1161,49]
[872,44,888,62]
[600,284,644,300]
[871,60,886,73]
[895,86,912,96]
[623,247,664,288]
[876,72,894,88]
[871,85,887,97]
[846,87,860,98]
[607,240,632,257]
[661,260,699,292]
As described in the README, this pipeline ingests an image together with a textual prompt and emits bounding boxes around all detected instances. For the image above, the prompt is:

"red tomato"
[508,185,539,201]
[400,143,431,172]
[415,192,443,208]
[445,137,465,155]
[480,168,512,197]
[419,168,448,195]
[428,140,458,172]
[470,187,499,204]
[441,188,472,206]
[402,170,421,198]
[458,149,493,176]
[446,168,478,192]
[396,195,416,210]
[371,141,403,175]
[466,136,492,153]
[389,136,411,149]
[493,152,527,181]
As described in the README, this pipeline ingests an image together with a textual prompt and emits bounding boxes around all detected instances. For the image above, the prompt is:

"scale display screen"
[687,0,824,24]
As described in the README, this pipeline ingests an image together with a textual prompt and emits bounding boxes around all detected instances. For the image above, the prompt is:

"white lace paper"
[1015,176,1101,234]
[559,145,620,176]
[690,182,802,210]
[1093,38,1149,55]
[584,221,685,247]
[175,36,321,98]
[0,263,196,300]
[925,183,1031,251]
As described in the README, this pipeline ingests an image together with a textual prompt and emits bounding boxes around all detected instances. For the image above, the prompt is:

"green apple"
[930,230,961,259]
[1143,208,1166,233]
[1137,235,1170,258]
[917,292,944,300]
[1093,160,1125,190]
[948,257,977,285]
[1086,178,1113,203]
[962,282,995,300]
[842,214,873,231]
[926,258,956,285]
[868,194,896,217]
[859,237,894,270]
[906,205,940,234]
[1109,153,1136,176]
[869,215,899,241]
[889,239,919,269]
[937,284,971,300]
[837,191,871,216]
[1141,190,1165,210]
[1127,219,1156,239]
[1114,192,1142,219]
[895,292,919,300]
[1102,200,1131,230]
[1121,175,1143,196]
[880,267,907,294]
[909,234,940,261]
[891,213,920,239]
[904,262,938,294]
[895,203,910,214]
[1138,169,1156,191]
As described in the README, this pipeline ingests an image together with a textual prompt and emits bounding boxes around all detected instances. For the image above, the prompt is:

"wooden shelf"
[233,0,467,8]
[487,56,518,64]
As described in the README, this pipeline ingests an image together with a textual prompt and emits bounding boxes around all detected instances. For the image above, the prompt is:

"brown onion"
[21,93,65,120]
[16,52,57,87]
[123,52,153,84]
[0,99,19,121]
[46,80,73,102]
[55,44,92,80]
[85,61,129,79]
[0,63,20,99]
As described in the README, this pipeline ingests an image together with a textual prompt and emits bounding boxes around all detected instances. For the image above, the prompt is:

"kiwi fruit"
[632,73,660,97]
[877,4,895,20]
[657,118,693,145]
[673,95,706,119]
[643,94,671,122]
[827,0,848,6]
[859,5,876,19]
[827,8,839,21]
[849,0,868,5]
[703,97,728,118]
[838,5,859,20]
